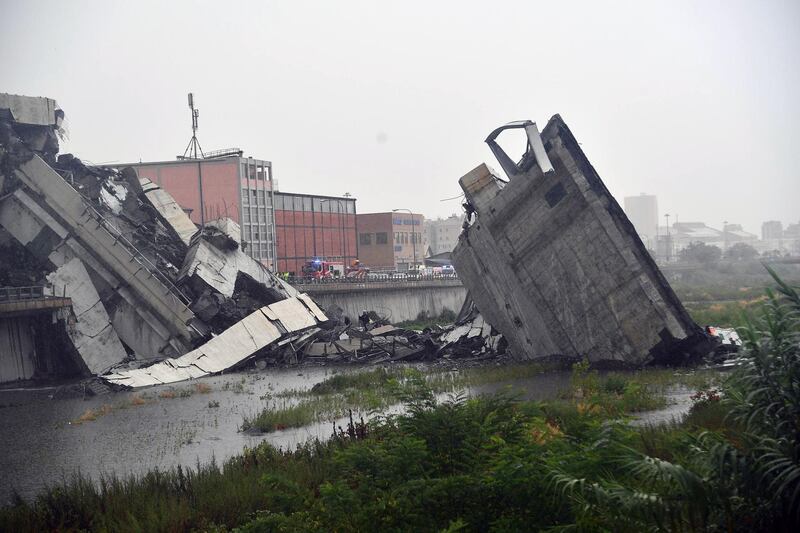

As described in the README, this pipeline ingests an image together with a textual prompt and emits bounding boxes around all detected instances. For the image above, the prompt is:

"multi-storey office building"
[122,153,277,266]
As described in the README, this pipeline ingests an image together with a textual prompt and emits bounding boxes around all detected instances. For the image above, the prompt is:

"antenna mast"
[182,92,204,159]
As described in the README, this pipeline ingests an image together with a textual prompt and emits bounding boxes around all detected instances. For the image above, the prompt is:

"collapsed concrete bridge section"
[0,93,328,386]
[452,116,712,365]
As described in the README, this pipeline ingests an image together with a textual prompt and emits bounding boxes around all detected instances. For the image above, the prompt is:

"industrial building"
[119,152,278,267]
[356,212,424,271]
[273,192,358,275]
[121,156,361,274]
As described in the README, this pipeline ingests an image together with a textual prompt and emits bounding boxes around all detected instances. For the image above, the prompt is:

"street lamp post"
[723,220,729,254]
[321,199,347,267]
[392,208,417,272]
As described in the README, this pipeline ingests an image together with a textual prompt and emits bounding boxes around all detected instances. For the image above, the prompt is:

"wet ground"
[0,365,696,503]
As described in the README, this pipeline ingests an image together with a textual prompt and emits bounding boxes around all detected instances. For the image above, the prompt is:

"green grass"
[247,363,721,434]
[685,298,765,328]
[395,308,458,330]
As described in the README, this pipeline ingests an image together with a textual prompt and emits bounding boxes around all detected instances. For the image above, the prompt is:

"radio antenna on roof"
[182,92,204,159]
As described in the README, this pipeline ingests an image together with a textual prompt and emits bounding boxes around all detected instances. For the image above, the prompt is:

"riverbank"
[0,361,729,530]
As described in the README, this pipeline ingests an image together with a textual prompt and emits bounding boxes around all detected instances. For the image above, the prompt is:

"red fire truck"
[301,258,369,281]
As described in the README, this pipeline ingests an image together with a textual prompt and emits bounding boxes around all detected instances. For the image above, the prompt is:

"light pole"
[392,208,417,272]
[321,199,347,267]
[723,220,729,254]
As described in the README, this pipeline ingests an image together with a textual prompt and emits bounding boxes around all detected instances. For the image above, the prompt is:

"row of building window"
[241,207,269,223]
[395,232,420,244]
[359,232,421,246]
[242,223,274,243]
[359,232,386,245]
[275,195,356,214]
[242,189,273,207]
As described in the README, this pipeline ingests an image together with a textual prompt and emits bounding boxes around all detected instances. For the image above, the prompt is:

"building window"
[376,232,388,244]
[359,233,372,245]
[303,197,312,212]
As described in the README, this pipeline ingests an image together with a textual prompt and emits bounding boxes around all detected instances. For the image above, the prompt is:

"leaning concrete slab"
[47,258,128,374]
[179,235,299,299]
[139,177,199,246]
[13,155,198,348]
[0,186,188,358]
[102,295,326,388]
[452,116,709,365]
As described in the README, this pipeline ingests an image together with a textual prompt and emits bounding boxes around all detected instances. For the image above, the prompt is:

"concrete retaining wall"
[306,282,467,323]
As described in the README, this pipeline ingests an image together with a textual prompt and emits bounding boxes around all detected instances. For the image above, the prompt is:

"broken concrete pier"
[453,117,711,365]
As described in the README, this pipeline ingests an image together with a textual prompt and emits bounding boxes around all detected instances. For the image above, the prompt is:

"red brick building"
[356,212,424,271]
[121,154,277,266]
[274,192,357,275]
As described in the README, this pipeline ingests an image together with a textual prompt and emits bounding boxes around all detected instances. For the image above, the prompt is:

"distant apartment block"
[623,194,658,248]
[424,214,464,256]
[762,220,783,241]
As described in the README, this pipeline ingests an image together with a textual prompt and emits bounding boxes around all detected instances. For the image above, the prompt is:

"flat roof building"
[273,192,357,275]
[121,154,277,267]
[356,212,424,271]
[425,214,464,256]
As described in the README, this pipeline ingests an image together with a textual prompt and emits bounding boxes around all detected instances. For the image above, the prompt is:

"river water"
[0,365,694,503]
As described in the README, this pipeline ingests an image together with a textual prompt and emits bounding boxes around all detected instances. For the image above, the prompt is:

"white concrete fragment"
[206,217,241,244]
[139,177,198,245]
[101,294,326,388]
[179,238,299,299]
[99,181,127,215]
[0,93,62,127]
[47,258,127,374]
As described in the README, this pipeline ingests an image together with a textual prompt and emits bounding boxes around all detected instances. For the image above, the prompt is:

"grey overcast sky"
[2,0,798,233]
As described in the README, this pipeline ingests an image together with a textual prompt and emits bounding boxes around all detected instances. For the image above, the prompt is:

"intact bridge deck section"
[292,278,467,323]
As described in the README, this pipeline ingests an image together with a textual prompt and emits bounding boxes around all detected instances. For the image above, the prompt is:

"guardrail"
[288,274,460,285]
[77,198,193,309]
[0,286,55,302]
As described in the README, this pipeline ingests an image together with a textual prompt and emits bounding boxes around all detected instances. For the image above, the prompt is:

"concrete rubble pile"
[0,93,329,387]
[295,303,506,364]
[452,117,715,366]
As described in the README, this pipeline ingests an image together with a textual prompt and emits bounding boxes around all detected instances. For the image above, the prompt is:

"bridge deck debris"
[452,116,713,366]
[0,93,328,385]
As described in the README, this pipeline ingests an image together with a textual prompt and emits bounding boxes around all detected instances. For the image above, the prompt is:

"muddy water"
[0,366,691,503]
[0,367,349,503]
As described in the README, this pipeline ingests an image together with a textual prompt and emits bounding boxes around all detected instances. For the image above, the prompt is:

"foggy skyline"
[2,0,798,232]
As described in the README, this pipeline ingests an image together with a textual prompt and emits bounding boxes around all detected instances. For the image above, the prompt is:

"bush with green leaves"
[548,268,800,531]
